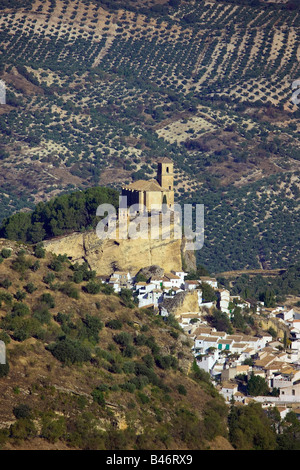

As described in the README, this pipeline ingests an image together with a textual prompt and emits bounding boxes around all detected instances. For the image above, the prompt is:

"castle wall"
[122,188,140,208]
[145,190,163,211]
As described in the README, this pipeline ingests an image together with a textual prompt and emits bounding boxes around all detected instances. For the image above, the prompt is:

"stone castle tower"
[157,158,174,192]
[121,157,174,213]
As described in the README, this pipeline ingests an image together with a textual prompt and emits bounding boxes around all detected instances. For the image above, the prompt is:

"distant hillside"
[217,263,300,306]
[0,239,231,450]
[0,0,299,272]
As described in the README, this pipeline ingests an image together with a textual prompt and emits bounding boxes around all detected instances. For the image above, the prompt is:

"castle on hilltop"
[121,157,174,213]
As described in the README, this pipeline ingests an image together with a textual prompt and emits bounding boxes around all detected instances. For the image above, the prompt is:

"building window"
[166,167,169,173]
[169,186,171,190]
[293,389,295,396]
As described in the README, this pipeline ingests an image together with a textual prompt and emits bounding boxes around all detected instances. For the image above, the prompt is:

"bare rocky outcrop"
[43,225,196,276]
[136,265,164,281]
[161,290,201,318]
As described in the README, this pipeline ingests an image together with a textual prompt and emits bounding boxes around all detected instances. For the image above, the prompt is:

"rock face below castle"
[161,290,201,317]
[43,228,196,276]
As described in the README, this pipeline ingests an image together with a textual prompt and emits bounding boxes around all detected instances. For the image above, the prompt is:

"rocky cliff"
[161,290,201,318]
[43,223,196,276]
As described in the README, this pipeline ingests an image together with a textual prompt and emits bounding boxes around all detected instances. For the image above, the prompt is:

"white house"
[196,350,218,374]
[171,271,188,287]
[244,336,263,350]
[230,342,248,355]
[239,347,256,362]
[194,335,219,353]
[108,277,121,293]
[276,309,294,322]
[178,313,202,326]
[163,272,183,289]
[220,382,239,403]
[184,280,200,290]
[271,369,300,390]
[149,277,164,290]
[278,382,300,402]
[217,289,230,314]
[260,333,273,347]
[113,271,132,283]
[137,289,164,308]
[217,339,234,353]
[135,282,156,293]
[109,271,133,292]
[287,319,300,332]
[221,364,251,382]
[199,277,218,289]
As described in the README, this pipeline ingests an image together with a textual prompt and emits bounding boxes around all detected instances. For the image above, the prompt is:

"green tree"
[277,411,300,450]
[0,212,31,242]
[27,223,46,243]
[247,373,269,397]
[228,402,276,450]
[13,404,32,420]
[0,361,9,378]
[10,418,37,441]
[119,288,134,308]
[47,338,91,365]
[201,282,217,302]
[41,413,67,443]
[34,242,46,259]
[210,308,233,334]
[0,248,11,259]
[260,289,276,308]
[11,251,32,275]
[84,281,101,295]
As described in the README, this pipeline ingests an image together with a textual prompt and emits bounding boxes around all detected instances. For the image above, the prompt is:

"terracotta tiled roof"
[123,179,163,192]
[157,157,173,164]
[164,272,181,280]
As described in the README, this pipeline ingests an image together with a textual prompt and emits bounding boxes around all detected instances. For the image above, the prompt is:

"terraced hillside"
[0,0,299,272]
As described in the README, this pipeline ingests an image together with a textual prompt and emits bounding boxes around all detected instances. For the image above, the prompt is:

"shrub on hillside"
[105,319,123,330]
[113,332,133,348]
[33,305,51,325]
[47,338,91,365]
[34,243,45,259]
[41,413,67,444]
[58,282,80,299]
[0,361,9,378]
[24,282,37,294]
[40,293,55,308]
[11,251,32,275]
[1,248,11,259]
[155,354,178,370]
[79,315,103,343]
[11,302,31,317]
[13,404,32,420]
[0,278,12,289]
[84,281,101,295]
